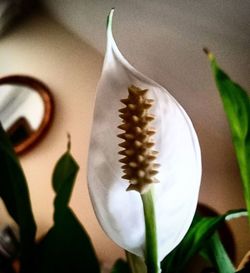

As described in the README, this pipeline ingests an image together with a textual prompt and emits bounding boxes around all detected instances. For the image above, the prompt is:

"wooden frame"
[0,75,54,155]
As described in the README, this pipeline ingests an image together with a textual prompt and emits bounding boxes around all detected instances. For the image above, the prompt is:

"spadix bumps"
[118,85,159,193]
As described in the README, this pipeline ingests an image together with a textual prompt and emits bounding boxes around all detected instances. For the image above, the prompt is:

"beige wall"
[0,9,248,269]
[0,12,124,267]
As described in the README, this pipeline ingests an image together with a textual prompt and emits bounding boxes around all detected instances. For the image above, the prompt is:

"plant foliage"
[205,48,250,223]
[0,126,100,273]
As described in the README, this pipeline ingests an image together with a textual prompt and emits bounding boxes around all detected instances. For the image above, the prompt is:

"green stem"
[141,189,160,273]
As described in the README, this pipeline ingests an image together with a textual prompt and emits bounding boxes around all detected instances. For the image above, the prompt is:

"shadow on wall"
[0,0,39,37]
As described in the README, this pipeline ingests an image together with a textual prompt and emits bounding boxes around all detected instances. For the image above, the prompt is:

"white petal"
[87,9,201,261]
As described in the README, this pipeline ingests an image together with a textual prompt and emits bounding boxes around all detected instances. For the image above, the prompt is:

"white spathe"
[87,10,201,262]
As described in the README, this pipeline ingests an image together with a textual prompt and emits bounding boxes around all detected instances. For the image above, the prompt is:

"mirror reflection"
[0,75,54,154]
[0,84,45,144]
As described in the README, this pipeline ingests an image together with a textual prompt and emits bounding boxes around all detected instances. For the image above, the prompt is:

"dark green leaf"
[161,209,246,273]
[206,49,250,222]
[35,148,100,273]
[35,207,100,273]
[0,124,36,273]
[52,149,78,213]
[200,232,235,273]
[111,259,131,273]
[52,134,73,195]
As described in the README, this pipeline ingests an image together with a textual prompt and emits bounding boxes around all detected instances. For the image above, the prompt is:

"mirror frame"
[0,75,54,155]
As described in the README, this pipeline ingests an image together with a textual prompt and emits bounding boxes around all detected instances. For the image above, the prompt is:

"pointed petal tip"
[107,8,115,31]
[203,47,214,61]
[110,7,115,18]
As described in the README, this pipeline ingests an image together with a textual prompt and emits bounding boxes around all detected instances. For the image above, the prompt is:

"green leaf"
[205,49,250,223]
[34,146,100,273]
[0,124,36,273]
[200,232,235,273]
[52,134,72,195]
[111,259,131,273]
[35,208,100,273]
[161,209,246,273]
[52,147,78,213]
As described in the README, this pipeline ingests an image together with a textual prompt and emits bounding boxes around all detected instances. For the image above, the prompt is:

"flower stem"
[141,189,160,273]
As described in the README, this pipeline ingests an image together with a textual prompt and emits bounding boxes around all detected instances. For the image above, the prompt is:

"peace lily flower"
[87,9,201,269]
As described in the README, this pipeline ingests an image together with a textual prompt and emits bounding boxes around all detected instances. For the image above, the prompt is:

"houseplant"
[0,9,249,273]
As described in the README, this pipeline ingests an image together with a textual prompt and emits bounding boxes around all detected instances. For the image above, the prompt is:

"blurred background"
[0,0,249,270]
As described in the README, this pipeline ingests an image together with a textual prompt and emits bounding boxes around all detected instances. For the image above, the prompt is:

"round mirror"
[0,75,54,155]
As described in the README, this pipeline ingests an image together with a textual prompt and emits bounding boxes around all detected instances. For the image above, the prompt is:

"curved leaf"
[205,49,250,223]
[0,124,36,273]
[35,147,100,273]
[200,232,235,273]
[161,209,247,273]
